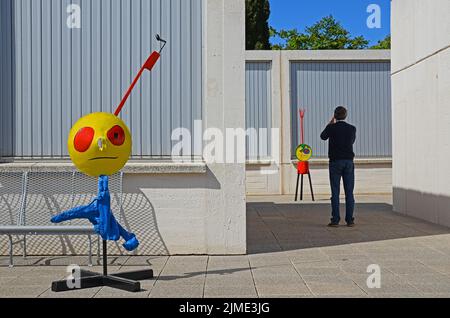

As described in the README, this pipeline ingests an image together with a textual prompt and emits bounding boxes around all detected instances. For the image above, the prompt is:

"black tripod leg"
[104,276,141,292]
[80,269,101,278]
[111,269,154,281]
[308,172,315,202]
[300,174,304,201]
[295,173,300,201]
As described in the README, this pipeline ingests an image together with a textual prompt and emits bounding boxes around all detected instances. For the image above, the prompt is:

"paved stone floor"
[1,194,450,298]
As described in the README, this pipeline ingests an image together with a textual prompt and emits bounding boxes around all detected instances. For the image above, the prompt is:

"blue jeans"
[329,160,355,224]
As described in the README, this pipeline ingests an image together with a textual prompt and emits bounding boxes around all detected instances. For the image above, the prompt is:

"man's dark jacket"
[320,121,356,161]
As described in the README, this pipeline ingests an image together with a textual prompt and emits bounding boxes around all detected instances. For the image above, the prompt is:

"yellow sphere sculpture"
[68,112,132,177]
[295,144,313,162]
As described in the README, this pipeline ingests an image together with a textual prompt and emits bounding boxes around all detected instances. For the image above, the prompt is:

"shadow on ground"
[158,267,250,281]
[247,202,450,254]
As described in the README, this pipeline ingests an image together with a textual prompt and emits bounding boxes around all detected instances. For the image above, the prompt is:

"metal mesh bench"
[0,171,123,267]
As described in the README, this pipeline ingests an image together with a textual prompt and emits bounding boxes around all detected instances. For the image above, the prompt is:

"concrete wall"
[245,50,392,196]
[392,0,450,226]
[0,167,241,256]
[198,0,246,254]
[248,161,392,197]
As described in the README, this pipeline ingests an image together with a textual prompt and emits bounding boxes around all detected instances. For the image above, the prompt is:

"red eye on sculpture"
[107,125,126,146]
[74,127,95,153]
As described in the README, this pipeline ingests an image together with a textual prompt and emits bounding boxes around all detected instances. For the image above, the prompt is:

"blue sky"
[269,0,391,46]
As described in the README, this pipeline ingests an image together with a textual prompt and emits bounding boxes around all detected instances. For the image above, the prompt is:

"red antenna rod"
[299,109,306,145]
[114,34,167,116]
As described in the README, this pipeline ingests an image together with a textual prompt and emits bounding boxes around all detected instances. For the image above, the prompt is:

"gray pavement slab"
[204,284,258,298]
[39,287,102,298]
[306,282,366,296]
[94,287,152,298]
[149,282,204,298]
[0,286,49,298]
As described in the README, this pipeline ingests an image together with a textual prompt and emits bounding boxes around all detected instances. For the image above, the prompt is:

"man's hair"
[334,106,348,121]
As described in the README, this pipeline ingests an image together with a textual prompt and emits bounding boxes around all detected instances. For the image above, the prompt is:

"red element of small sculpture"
[297,161,310,175]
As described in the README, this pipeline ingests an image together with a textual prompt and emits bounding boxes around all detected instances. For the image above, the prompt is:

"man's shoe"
[327,222,339,228]
[347,222,355,227]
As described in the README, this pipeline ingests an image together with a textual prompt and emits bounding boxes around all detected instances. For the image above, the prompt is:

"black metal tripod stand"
[295,172,315,202]
[51,240,153,293]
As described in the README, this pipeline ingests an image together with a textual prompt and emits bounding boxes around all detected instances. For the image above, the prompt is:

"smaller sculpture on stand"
[295,109,315,202]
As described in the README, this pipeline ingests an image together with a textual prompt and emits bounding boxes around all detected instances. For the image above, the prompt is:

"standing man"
[320,106,357,227]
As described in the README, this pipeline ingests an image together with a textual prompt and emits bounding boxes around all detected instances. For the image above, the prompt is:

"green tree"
[246,0,271,50]
[272,15,369,50]
[371,35,391,49]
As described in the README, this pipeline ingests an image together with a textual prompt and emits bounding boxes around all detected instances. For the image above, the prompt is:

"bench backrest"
[0,172,26,226]
[0,171,123,227]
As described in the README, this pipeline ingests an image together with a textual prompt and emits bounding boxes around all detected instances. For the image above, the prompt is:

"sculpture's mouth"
[89,157,119,161]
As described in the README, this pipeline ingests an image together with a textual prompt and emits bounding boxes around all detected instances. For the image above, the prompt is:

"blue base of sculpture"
[51,175,139,251]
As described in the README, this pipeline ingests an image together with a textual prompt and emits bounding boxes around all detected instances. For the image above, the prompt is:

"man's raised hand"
[329,116,337,125]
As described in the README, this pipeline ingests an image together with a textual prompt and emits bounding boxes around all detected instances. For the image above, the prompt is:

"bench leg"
[23,235,27,258]
[87,235,93,267]
[7,235,13,268]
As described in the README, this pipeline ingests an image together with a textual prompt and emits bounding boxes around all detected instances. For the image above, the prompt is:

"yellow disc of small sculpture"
[295,144,313,162]
[68,112,132,177]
